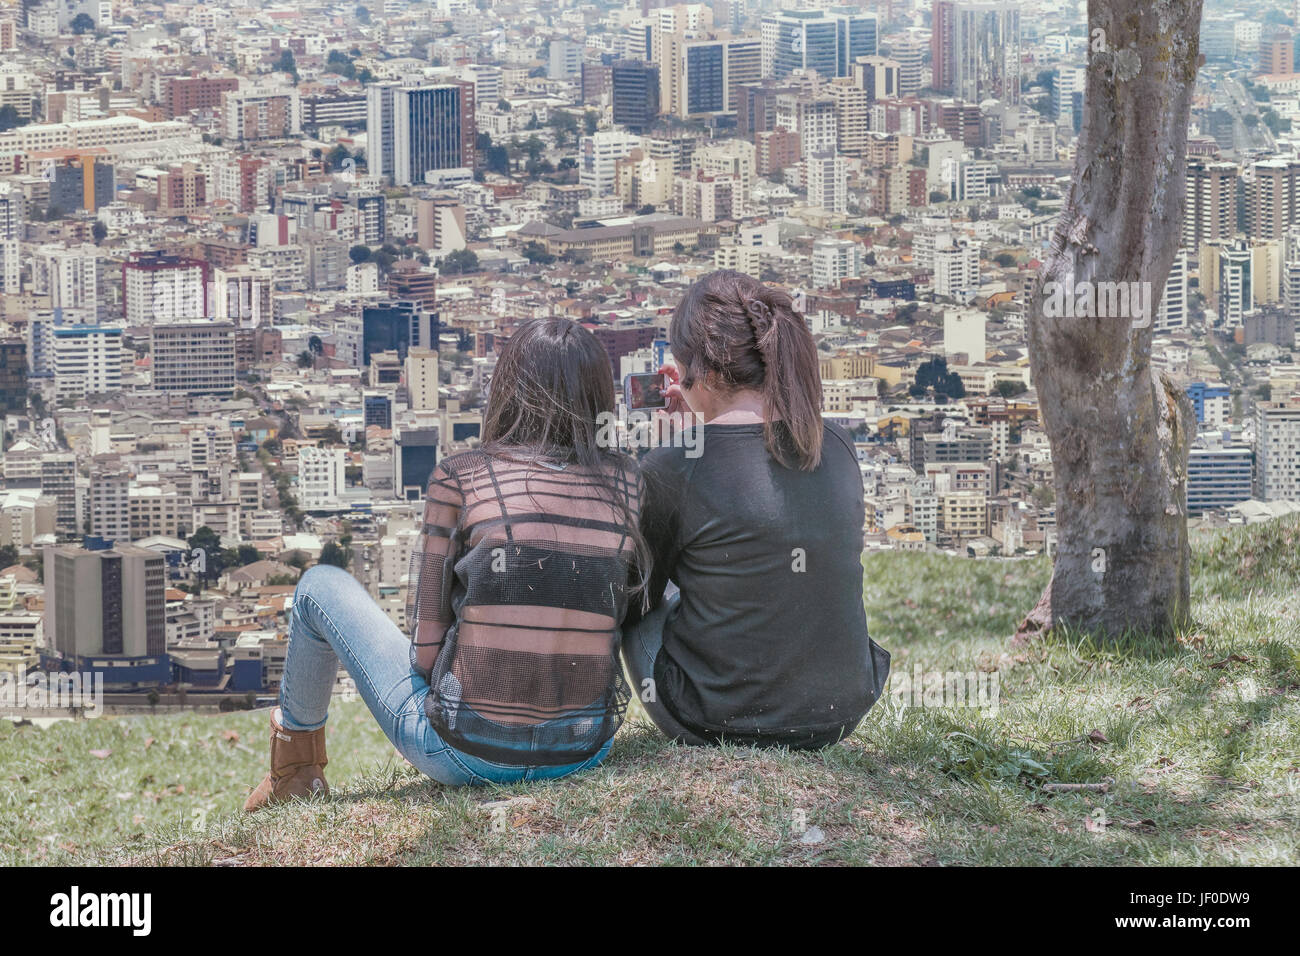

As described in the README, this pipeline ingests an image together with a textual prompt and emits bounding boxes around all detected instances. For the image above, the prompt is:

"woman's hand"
[657,364,698,429]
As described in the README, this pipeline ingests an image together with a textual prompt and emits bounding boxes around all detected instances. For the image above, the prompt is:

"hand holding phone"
[624,372,667,410]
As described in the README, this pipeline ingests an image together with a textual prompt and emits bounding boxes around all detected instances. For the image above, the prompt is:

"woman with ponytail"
[622,270,890,749]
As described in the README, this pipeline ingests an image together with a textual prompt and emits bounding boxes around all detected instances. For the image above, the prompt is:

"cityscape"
[0,0,1298,714]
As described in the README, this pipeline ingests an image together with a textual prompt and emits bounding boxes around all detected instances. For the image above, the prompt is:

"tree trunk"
[1020,0,1201,640]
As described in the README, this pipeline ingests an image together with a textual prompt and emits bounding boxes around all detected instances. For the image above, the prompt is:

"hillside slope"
[3,521,1297,866]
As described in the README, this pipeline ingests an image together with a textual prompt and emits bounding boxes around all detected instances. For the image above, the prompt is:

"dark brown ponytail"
[670,270,824,470]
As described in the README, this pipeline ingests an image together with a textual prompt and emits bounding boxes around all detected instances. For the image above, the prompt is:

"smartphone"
[624,372,667,410]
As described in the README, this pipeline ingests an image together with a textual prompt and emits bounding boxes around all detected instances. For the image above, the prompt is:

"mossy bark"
[1020,0,1202,640]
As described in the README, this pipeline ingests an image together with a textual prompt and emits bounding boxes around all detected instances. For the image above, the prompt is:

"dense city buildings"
[0,0,1295,708]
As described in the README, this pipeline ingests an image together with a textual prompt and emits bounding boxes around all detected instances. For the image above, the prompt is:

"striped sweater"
[406,448,639,765]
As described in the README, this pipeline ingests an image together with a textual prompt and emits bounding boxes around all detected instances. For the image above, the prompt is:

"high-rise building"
[364,391,393,430]
[40,453,77,539]
[949,2,1021,104]
[888,36,924,97]
[349,189,387,246]
[369,83,475,186]
[1246,158,1300,240]
[764,9,878,79]
[89,470,130,544]
[1218,240,1255,328]
[1255,399,1300,500]
[164,74,240,120]
[1188,444,1254,513]
[49,156,113,213]
[222,87,301,141]
[1260,29,1294,76]
[581,128,643,195]
[151,322,237,396]
[52,325,123,400]
[612,60,661,132]
[661,33,760,117]
[1156,248,1189,331]
[213,265,274,328]
[395,424,440,500]
[755,128,801,175]
[1185,160,1238,250]
[854,55,900,101]
[776,92,837,154]
[1186,382,1233,427]
[44,546,168,687]
[122,251,211,325]
[931,0,957,92]
[297,446,346,510]
[33,244,98,315]
[694,138,756,205]
[932,235,981,301]
[0,338,25,413]
[1053,64,1086,131]
[361,300,437,365]
[806,149,847,214]
[157,163,207,216]
[724,36,763,116]
[405,347,440,411]
[944,309,986,361]
[548,39,584,79]
[826,78,868,156]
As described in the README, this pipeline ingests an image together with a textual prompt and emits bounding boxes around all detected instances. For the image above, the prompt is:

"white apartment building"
[1156,249,1189,331]
[714,243,762,277]
[1255,400,1300,501]
[812,237,866,288]
[693,140,756,206]
[943,310,987,362]
[0,238,18,294]
[123,260,207,325]
[89,471,131,543]
[297,446,346,510]
[378,527,420,586]
[806,150,847,214]
[1024,122,1056,163]
[581,130,642,196]
[347,262,380,294]
[52,326,123,399]
[222,87,301,141]
[405,347,439,411]
[33,244,98,314]
[776,94,837,155]
[932,235,981,302]
[0,116,198,157]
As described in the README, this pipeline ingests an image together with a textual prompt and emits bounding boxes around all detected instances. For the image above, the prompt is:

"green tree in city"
[319,541,351,569]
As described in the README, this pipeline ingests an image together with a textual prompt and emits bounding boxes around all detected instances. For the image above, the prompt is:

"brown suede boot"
[243,709,329,813]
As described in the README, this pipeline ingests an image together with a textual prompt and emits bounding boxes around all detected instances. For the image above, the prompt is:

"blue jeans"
[279,564,612,786]
[620,590,710,746]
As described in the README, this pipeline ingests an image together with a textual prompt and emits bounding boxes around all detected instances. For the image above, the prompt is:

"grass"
[3,520,1298,866]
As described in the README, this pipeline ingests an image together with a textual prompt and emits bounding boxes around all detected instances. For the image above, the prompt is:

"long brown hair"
[669,270,824,470]
[481,317,650,604]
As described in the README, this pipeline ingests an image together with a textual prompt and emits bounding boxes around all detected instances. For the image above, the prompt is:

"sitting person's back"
[412,448,639,764]
[637,419,880,747]
[623,269,889,749]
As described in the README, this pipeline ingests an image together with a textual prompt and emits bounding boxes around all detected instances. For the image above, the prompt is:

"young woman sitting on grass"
[246,318,647,810]
[622,269,891,750]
